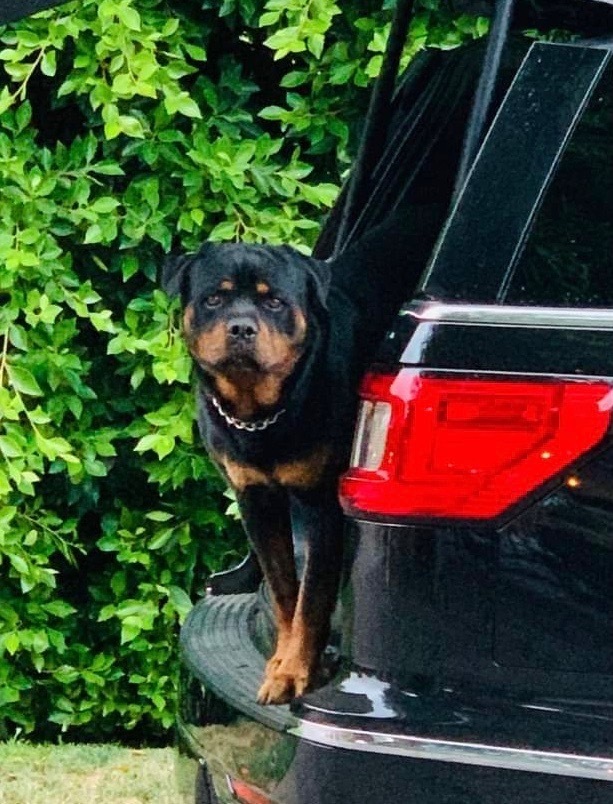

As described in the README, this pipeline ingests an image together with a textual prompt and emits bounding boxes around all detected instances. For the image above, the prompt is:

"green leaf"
[41,50,57,77]
[117,115,146,138]
[120,622,141,644]
[308,33,325,59]
[7,365,43,397]
[148,529,175,550]
[35,434,75,461]
[164,92,202,119]
[84,224,104,245]
[0,435,22,458]
[184,44,206,61]
[15,102,32,130]
[44,601,77,617]
[4,632,20,655]
[145,511,174,523]
[10,554,28,574]
[134,433,160,454]
[117,5,141,31]
[209,220,237,240]
[168,585,193,618]
[91,197,120,213]
[280,71,308,88]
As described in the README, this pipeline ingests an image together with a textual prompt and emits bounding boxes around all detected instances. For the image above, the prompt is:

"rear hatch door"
[341,39,613,689]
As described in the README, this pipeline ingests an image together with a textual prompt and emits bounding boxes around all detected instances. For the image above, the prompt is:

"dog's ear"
[304,256,331,311]
[161,252,194,305]
[162,243,223,305]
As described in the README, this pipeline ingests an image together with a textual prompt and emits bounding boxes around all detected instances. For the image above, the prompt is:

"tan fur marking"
[220,456,270,492]
[183,304,195,334]
[190,321,227,365]
[274,445,331,489]
[266,601,294,673]
[257,607,317,704]
[219,279,234,291]
[253,373,284,408]
[213,376,241,407]
[212,373,284,419]
[256,321,302,376]
[293,308,308,343]
[256,282,270,295]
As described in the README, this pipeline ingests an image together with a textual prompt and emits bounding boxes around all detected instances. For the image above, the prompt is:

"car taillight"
[340,370,613,520]
[227,776,273,804]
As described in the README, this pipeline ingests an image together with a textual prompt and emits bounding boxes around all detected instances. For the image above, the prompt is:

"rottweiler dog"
[162,204,442,704]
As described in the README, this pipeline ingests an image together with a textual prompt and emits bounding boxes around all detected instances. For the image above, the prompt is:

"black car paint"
[176,33,613,804]
[338,465,613,689]
[0,0,67,25]
[378,314,613,376]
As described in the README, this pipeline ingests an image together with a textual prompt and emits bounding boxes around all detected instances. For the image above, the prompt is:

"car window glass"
[506,60,613,306]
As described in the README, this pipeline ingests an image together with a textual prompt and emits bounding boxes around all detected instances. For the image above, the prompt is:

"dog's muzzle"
[227,315,258,343]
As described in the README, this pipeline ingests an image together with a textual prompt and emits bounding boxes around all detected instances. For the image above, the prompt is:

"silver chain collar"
[209,394,286,432]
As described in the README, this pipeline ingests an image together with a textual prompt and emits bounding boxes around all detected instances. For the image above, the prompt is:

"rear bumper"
[177,592,613,804]
[293,719,613,781]
[177,699,613,804]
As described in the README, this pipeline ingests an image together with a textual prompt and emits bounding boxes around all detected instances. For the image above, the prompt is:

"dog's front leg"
[235,484,299,703]
[260,486,344,704]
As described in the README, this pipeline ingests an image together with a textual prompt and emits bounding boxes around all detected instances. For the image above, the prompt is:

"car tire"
[195,761,219,804]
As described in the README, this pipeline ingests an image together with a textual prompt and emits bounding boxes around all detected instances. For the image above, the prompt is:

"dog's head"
[162,242,330,404]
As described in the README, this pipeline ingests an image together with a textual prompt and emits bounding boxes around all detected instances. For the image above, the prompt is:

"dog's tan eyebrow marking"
[183,304,195,333]
[256,282,270,295]
[219,279,234,291]
[293,308,307,342]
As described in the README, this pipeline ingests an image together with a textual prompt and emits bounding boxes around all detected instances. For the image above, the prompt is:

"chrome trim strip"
[292,720,613,781]
[402,302,613,330]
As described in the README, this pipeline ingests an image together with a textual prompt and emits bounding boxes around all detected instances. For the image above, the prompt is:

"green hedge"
[0,0,486,742]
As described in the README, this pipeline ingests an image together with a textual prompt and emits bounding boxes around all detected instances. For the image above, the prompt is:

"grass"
[0,742,180,804]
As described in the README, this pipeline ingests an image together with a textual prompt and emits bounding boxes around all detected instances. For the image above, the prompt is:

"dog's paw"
[264,627,294,678]
[264,650,285,676]
[256,671,309,705]
[257,655,311,705]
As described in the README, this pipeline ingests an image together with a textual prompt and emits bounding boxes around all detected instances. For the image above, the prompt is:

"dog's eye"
[205,294,222,309]
[264,297,283,311]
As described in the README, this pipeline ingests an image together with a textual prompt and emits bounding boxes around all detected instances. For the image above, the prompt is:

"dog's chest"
[217,445,332,493]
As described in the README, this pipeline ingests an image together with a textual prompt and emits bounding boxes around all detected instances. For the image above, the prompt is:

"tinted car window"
[507,59,613,306]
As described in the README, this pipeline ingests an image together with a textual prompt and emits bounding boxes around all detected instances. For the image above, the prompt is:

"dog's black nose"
[227,317,258,342]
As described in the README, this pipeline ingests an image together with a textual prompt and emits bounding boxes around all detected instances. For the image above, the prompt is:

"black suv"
[173,4,613,804]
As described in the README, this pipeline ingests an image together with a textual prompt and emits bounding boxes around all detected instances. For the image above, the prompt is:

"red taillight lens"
[340,370,613,520]
[227,776,273,804]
